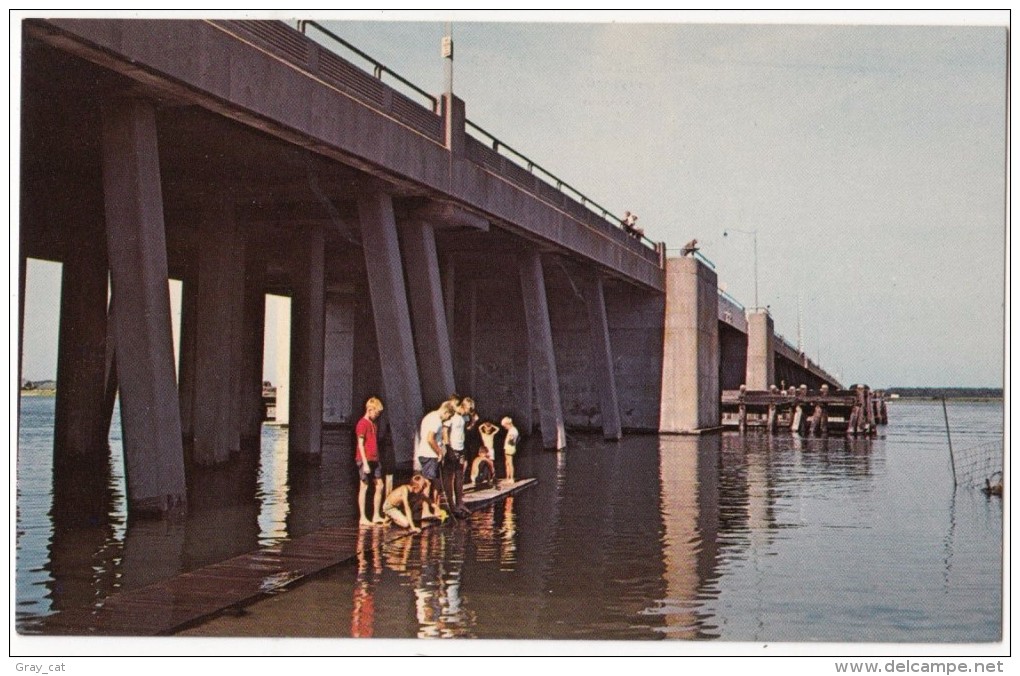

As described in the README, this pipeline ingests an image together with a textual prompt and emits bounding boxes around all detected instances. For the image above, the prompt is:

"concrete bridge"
[19,19,840,517]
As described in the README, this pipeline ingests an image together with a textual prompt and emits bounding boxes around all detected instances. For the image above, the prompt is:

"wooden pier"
[29,478,537,636]
[721,384,887,437]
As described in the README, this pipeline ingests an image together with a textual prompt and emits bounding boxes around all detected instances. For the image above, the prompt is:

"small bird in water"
[681,238,699,256]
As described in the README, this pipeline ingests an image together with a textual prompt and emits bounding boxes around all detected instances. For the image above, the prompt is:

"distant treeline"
[886,387,1003,400]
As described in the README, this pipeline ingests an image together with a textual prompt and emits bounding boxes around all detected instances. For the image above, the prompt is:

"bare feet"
[359,518,373,527]
[372,515,385,524]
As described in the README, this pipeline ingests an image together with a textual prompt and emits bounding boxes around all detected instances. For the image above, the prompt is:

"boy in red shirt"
[356,397,385,526]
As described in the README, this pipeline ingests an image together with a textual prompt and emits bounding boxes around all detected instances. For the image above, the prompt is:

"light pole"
[723,228,759,310]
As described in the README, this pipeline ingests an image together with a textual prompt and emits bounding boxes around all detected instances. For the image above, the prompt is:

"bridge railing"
[298,20,439,113]
[290,20,661,260]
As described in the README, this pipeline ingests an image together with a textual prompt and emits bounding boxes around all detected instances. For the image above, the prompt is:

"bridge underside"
[20,34,670,516]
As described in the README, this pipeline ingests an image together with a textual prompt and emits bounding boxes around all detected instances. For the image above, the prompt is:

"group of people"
[353,395,520,531]
[621,211,644,239]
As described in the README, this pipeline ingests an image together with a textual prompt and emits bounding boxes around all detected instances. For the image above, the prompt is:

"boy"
[416,400,457,491]
[355,397,385,526]
[443,396,477,518]
[382,474,427,532]
[501,416,519,485]
[471,423,498,489]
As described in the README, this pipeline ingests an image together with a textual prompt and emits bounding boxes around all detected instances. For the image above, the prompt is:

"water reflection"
[19,399,1004,641]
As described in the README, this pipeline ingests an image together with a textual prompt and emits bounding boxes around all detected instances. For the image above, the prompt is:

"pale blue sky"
[17,12,1008,388]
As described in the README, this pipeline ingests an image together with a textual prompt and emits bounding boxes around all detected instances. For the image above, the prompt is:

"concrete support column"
[399,217,456,407]
[519,251,566,449]
[746,310,775,391]
[239,251,266,447]
[288,223,326,462]
[190,200,244,465]
[323,291,355,424]
[100,97,186,516]
[54,204,110,458]
[583,274,622,440]
[659,256,720,433]
[177,258,198,445]
[357,191,424,466]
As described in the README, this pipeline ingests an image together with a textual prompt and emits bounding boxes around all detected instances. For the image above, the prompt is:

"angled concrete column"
[519,251,566,449]
[240,252,266,447]
[583,274,622,440]
[289,223,326,462]
[190,200,243,465]
[399,217,456,407]
[177,259,198,444]
[746,310,775,391]
[101,294,118,438]
[357,191,423,465]
[54,202,110,458]
[659,256,720,433]
[100,97,185,516]
[323,291,355,424]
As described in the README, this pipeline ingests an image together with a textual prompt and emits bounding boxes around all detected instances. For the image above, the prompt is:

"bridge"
[19,19,841,517]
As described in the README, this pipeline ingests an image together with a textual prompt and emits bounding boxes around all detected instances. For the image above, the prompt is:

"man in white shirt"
[416,400,457,488]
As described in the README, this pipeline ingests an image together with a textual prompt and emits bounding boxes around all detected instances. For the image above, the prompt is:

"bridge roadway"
[19,18,840,518]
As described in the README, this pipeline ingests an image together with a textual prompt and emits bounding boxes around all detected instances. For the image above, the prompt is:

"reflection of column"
[657,435,720,638]
[519,251,566,449]
[100,96,186,515]
[118,518,186,591]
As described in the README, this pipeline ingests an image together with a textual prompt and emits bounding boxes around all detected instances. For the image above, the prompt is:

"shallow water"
[16,397,1003,641]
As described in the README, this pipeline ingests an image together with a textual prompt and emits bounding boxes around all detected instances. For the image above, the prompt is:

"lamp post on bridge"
[723,228,759,311]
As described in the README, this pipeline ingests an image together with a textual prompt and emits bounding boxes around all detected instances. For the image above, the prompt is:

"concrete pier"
[358,191,424,465]
[746,310,775,391]
[519,252,567,450]
[100,97,186,515]
[288,223,325,462]
[659,256,720,433]
[583,273,623,440]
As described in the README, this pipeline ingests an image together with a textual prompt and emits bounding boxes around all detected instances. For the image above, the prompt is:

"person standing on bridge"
[355,397,385,526]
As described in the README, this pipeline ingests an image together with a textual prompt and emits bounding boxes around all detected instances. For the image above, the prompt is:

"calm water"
[16,397,1003,641]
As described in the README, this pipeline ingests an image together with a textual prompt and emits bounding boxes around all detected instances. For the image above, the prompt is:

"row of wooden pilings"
[721,384,888,437]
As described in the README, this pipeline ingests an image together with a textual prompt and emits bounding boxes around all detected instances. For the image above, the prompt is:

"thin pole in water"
[942,396,957,488]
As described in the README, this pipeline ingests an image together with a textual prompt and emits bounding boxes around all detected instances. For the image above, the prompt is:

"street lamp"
[723,228,759,311]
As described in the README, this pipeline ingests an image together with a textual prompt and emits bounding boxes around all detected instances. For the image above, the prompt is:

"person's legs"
[387,507,412,529]
[454,457,467,511]
[358,478,371,526]
[506,455,515,483]
[372,478,385,523]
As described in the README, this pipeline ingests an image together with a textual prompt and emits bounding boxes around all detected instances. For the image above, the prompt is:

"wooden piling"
[766,403,777,435]
[738,384,747,435]
[810,404,823,437]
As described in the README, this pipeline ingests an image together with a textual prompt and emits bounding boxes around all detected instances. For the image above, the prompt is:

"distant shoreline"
[19,389,55,397]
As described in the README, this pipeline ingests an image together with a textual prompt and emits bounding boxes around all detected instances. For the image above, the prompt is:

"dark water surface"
[16,398,1003,641]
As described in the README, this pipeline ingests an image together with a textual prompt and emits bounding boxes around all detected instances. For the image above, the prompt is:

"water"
[16,397,1003,641]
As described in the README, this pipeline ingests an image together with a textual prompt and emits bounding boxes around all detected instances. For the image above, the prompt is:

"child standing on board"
[501,416,519,485]
[472,421,499,489]
[355,397,385,526]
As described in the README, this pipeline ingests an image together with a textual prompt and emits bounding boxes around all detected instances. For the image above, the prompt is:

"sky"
[16,11,1008,388]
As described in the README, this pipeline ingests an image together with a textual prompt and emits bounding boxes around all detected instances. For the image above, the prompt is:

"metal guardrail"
[718,288,745,312]
[464,120,658,252]
[297,20,658,256]
[299,20,439,112]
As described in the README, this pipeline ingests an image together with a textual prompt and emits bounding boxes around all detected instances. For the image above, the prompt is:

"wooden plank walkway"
[33,478,537,636]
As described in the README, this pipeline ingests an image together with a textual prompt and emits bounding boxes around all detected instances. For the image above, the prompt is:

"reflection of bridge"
[20,19,840,517]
